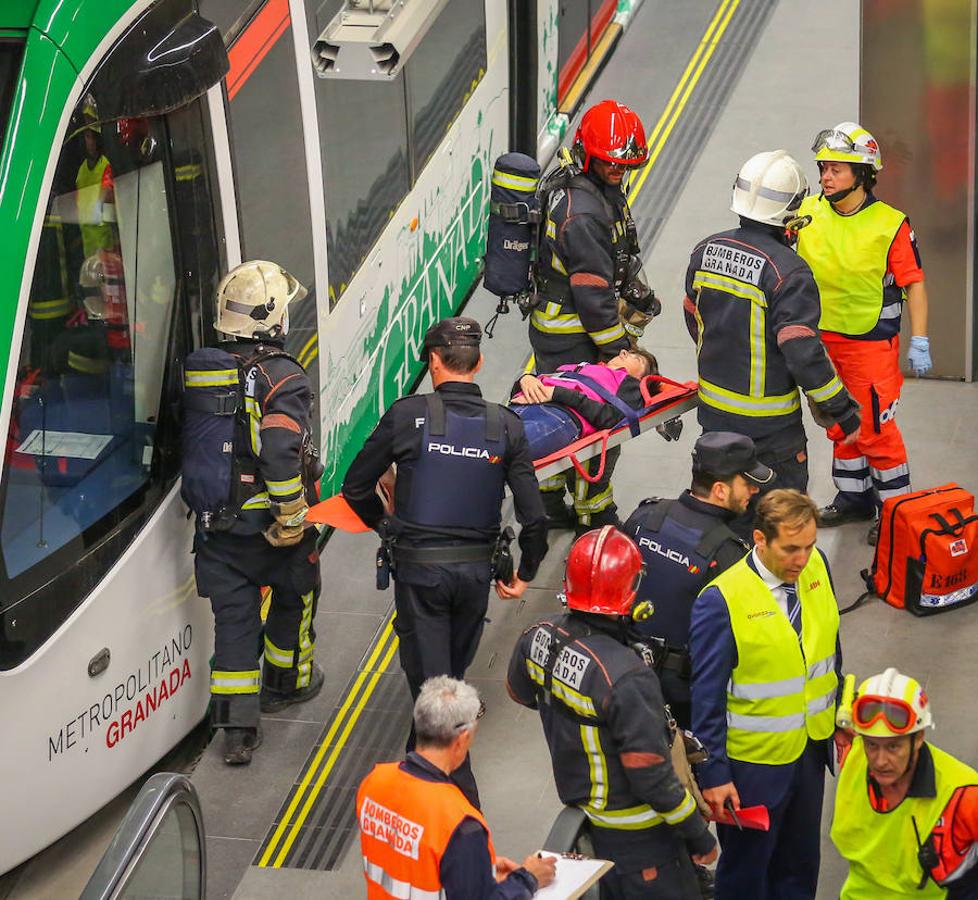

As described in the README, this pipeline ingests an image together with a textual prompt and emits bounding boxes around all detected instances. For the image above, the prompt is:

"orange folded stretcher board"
[307,376,699,532]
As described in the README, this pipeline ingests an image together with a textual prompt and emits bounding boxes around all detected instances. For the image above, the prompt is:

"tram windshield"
[0,98,177,587]
[0,39,24,151]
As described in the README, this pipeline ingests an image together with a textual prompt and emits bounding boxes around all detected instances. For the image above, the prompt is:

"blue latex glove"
[907,335,932,376]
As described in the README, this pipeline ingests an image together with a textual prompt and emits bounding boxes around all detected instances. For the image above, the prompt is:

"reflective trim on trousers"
[870,463,910,481]
[211,670,261,695]
[264,636,294,668]
[296,590,316,688]
[807,688,837,717]
[574,484,613,515]
[833,456,869,471]
[807,653,837,680]
[726,710,806,732]
[539,475,567,492]
[834,475,873,493]
[878,484,913,501]
[727,675,804,701]
[362,858,445,900]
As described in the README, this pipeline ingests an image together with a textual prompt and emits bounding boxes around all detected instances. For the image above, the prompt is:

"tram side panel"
[0,1,227,872]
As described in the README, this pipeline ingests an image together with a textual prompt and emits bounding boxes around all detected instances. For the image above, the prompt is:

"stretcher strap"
[555,369,642,437]
[569,431,610,484]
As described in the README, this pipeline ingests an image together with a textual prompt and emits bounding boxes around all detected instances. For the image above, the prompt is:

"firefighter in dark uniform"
[623,432,769,731]
[531,100,657,533]
[342,317,548,806]
[683,149,861,538]
[189,261,324,766]
[507,527,717,899]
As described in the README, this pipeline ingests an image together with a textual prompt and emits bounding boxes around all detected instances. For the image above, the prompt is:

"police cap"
[422,317,482,360]
[692,432,774,485]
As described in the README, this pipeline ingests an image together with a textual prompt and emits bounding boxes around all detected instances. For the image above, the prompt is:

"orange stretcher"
[307,375,698,532]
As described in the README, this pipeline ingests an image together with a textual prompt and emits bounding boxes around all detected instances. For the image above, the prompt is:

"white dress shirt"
[751,548,790,618]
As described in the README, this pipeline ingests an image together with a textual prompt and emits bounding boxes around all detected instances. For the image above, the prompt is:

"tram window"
[0,104,179,584]
[407,0,486,176]
[224,15,315,296]
[0,39,24,152]
[317,78,410,307]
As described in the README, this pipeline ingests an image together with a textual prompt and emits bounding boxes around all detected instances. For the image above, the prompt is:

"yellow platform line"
[627,0,740,206]
[558,22,623,115]
[258,615,397,867]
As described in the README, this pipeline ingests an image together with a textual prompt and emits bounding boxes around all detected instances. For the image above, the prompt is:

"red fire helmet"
[564,526,644,616]
[573,100,648,172]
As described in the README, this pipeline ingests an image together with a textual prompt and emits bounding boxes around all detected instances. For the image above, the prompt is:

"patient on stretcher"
[510,348,658,459]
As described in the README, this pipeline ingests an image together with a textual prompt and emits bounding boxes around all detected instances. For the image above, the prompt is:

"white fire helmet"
[214,260,307,339]
[730,150,808,227]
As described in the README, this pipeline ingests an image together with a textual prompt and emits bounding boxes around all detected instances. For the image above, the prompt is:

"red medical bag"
[867,484,978,616]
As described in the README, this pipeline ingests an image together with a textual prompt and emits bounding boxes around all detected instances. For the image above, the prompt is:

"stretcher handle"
[640,374,691,407]
[569,431,610,484]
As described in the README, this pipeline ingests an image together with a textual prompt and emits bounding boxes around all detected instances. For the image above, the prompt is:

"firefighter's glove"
[264,497,308,547]
[619,292,659,340]
[907,336,932,377]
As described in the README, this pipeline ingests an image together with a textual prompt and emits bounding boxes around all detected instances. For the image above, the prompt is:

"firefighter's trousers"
[193,528,320,729]
[824,333,911,512]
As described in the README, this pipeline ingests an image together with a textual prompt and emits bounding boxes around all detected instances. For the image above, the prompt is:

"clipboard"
[533,851,613,899]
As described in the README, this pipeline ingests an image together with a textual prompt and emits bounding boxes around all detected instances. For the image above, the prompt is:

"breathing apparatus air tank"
[484,152,541,306]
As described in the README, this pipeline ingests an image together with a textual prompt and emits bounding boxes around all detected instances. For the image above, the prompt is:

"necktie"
[783,582,802,638]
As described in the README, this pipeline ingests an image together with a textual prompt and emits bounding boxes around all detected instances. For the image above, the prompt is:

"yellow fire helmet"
[811,121,883,172]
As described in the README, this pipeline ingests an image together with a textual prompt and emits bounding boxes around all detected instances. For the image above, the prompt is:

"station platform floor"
[4,0,976,897]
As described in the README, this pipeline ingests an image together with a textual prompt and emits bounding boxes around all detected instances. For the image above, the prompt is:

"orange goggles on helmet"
[852,695,919,734]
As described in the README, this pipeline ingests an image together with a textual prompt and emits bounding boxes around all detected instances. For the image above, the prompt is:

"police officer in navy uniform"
[188,261,325,766]
[531,100,657,533]
[508,527,717,899]
[683,151,860,538]
[342,316,548,805]
[623,433,770,731]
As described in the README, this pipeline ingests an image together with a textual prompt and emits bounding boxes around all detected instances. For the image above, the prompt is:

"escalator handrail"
[80,771,206,900]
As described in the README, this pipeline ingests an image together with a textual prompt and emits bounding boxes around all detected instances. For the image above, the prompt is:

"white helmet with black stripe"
[730,150,809,227]
[214,260,307,339]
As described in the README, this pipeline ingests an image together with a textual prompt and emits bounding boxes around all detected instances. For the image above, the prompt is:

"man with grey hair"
[357,677,555,898]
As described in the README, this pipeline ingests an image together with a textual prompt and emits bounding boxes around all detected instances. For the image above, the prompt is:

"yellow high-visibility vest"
[76,155,115,258]
[707,550,839,764]
[797,194,906,336]
[832,740,978,899]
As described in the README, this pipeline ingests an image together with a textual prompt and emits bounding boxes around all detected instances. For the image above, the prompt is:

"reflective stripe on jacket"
[832,741,978,899]
[708,550,839,764]
[797,194,907,337]
[357,762,495,899]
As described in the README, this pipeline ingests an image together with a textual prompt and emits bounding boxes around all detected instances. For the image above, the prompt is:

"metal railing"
[543,807,602,899]
[80,773,205,900]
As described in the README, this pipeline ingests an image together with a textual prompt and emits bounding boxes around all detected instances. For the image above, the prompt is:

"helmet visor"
[604,134,648,167]
[853,695,917,734]
[811,129,857,155]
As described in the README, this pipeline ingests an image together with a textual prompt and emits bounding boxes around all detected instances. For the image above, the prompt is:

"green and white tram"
[0,0,637,871]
